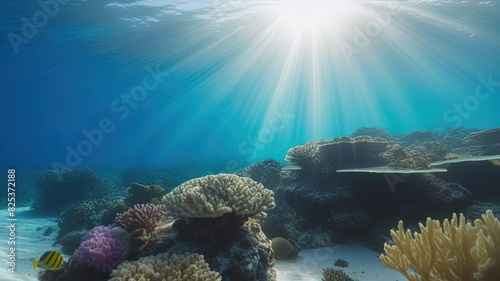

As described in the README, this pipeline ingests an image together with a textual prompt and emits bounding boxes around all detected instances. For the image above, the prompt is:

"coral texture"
[238,159,282,190]
[162,173,275,218]
[115,204,163,234]
[463,127,500,145]
[125,182,166,206]
[317,136,389,168]
[58,201,99,236]
[56,199,123,254]
[351,127,393,140]
[144,214,276,281]
[380,210,500,281]
[271,237,297,260]
[109,252,221,281]
[33,167,115,214]
[72,226,125,272]
[285,141,321,167]
[387,156,431,170]
[322,268,357,281]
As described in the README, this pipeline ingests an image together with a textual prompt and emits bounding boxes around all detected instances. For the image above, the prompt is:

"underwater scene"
[1,0,500,280]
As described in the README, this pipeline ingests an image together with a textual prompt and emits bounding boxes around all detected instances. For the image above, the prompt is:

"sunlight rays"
[105,0,500,161]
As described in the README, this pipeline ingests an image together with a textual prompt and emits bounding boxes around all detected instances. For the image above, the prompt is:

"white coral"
[162,174,275,218]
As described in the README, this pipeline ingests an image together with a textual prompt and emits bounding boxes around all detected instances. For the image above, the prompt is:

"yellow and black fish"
[33,251,64,271]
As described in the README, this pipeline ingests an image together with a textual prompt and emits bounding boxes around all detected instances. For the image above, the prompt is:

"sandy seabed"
[1,207,405,281]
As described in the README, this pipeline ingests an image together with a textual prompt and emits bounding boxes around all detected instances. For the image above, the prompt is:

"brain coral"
[162,173,275,218]
[109,252,221,281]
[271,237,297,260]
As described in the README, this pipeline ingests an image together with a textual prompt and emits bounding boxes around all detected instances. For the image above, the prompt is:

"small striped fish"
[33,251,64,271]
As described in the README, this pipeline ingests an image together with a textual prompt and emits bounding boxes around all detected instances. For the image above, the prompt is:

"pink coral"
[72,226,125,272]
[115,204,163,234]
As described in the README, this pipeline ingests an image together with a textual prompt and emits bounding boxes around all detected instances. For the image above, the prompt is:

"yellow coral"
[380,210,500,281]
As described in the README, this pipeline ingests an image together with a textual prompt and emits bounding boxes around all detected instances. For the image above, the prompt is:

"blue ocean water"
[1,0,499,170]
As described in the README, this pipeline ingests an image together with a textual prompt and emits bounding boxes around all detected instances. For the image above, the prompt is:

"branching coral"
[115,204,163,234]
[162,174,275,218]
[472,211,500,280]
[380,210,500,281]
[285,141,321,167]
[109,252,221,281]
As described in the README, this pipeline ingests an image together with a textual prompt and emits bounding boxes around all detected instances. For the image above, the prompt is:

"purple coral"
[72,226,125,272]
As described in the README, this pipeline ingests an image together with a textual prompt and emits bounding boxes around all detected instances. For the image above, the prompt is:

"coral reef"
[33,168,115,215]
[57,230,88,255]
[376,144,407,164]
[115,204,163,234]
[327,208,374,236]
[148,174,277,280]
[271,237,297,260]
[463,127,500,145]
[284,180,357,219]
[72,226,126,272]
[238,159,282,190]
[387,156,431,170]
[405,174,473,213]
[317,136,389,169]
[351,127,393,140]
[115,203,164,253]
[124,182,166,206]
[162,173,275,218]
[399,131,441,145]
[57,201,100,238]
[285,141,322,169]
[322,268,357,281]
[411,141,449,162]
[109,252,221,281]
[55,199,123,254]
[462,127,500,155]
[441,127,476,147]
[262,190,338,249]
[36,127,500,281]
[380,210,500,281]
[145,214,276,281]
[281,177,374,239]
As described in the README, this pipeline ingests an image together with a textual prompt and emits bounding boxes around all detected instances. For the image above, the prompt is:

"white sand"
[1,207,405,281]
[0,207,65,281]
[276,243,405,281]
